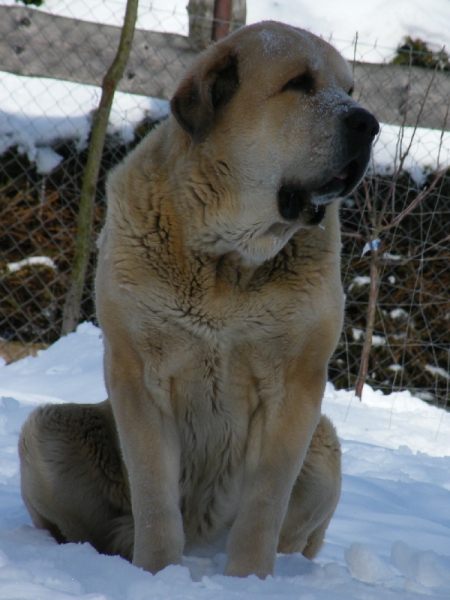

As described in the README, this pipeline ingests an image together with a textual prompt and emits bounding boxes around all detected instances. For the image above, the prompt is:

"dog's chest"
[139,257,334,540]
[171,345,252,541]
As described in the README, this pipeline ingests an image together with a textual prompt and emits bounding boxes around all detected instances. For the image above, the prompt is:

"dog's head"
[170,21,379,265]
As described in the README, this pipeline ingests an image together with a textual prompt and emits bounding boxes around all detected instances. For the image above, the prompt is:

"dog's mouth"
[313,157,364,200]
[277,155,368,226]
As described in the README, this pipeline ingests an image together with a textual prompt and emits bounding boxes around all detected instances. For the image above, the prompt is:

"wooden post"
[212,0,232,41]
[187,0,246,49]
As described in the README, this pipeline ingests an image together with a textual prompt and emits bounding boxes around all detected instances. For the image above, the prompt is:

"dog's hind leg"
[19,400,133,560]
[278,414,341,559]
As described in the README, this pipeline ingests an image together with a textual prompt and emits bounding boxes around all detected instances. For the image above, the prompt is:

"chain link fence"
[1,1,449,407]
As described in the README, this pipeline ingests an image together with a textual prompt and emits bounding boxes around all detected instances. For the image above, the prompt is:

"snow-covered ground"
[0,323,449,599]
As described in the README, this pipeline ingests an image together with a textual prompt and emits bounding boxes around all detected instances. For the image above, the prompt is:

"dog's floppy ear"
[170,50,239,144]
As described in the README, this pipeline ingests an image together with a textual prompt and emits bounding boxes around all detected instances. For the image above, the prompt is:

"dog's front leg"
[225,368,325,579]
[106,350,184,573]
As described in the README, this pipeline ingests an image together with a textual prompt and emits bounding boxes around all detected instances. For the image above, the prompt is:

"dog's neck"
[109,119,341,289]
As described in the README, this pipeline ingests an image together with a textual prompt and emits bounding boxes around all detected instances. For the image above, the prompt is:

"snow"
[347,276,371,291]
[371,124,450,185]
[0,71,169,170]
[425,365,450,382]
[6,256,57,274]
[0,323,449,599]
[247,0,450,64]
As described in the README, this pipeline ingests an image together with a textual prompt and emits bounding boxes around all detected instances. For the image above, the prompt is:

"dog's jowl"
[19,21,379,579]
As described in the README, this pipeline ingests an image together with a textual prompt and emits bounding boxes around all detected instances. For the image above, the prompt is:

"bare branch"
[62,0,139,335]
[383,167,447,232]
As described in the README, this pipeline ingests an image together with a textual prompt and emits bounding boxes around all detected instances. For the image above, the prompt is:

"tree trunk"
[61,0,139,335]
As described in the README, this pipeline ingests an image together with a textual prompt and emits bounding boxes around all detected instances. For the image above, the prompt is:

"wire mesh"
[0,1,449,407]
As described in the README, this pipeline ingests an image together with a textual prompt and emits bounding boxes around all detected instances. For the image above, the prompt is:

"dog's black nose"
[345,108,380,140]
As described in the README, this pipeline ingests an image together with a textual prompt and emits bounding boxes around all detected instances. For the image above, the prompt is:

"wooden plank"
[0,5,198,100]
[1,6,450,130]
[353,62,450,132]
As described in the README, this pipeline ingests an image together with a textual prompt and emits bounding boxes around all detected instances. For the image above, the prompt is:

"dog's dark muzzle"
[337,107,380,197]
[277,107,379,224]
[345,107,380,145]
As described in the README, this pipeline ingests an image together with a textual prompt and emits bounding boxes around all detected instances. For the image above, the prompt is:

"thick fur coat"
[20,21,379,579]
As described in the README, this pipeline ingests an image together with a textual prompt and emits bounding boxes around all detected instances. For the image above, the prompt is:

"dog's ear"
[170,51,239,144]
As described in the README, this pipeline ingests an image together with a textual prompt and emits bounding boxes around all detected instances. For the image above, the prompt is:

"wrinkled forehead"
[230,22,352,86]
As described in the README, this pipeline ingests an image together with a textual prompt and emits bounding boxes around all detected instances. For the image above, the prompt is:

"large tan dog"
[19,21,379,579]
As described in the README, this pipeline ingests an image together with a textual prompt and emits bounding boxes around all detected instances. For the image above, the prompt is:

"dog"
[19,21,379,579]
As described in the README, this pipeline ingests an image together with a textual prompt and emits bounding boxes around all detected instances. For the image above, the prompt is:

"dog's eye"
[283,71,315,94]
[347,86,354,97]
